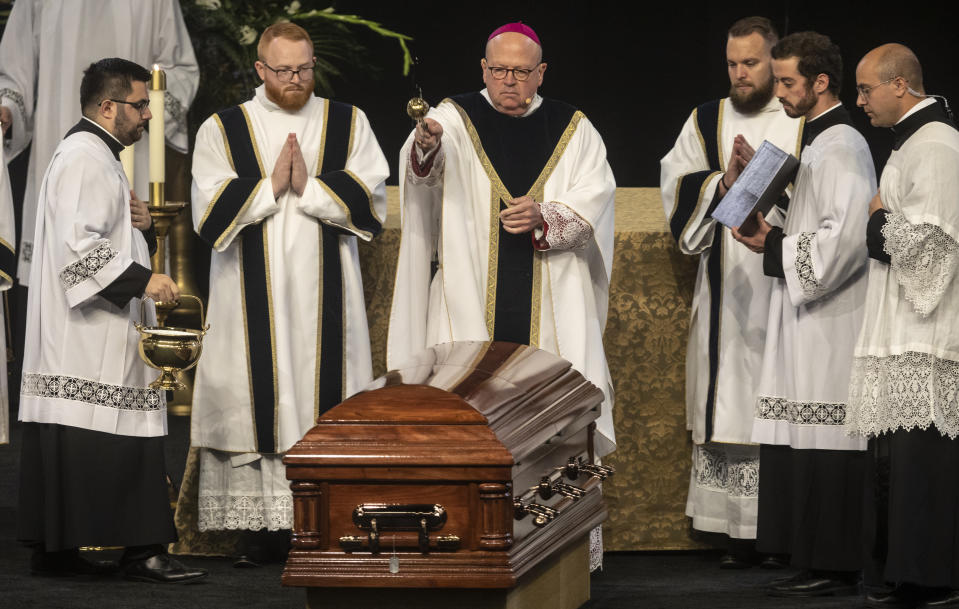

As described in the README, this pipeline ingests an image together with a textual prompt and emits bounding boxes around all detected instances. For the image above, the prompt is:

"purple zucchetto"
[487,22,541,46]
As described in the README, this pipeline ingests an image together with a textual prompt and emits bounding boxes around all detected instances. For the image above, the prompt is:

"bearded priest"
[190,23,388,543]
[660,16,803,567]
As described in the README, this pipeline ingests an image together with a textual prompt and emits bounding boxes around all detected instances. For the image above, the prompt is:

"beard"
[265,79,312,111]
[779,84,818,118]
[728,75,775,114]
[114,109,145,146]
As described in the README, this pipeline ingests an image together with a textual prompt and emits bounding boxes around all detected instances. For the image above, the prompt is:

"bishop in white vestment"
[660,20,802,544]
[191,24,388,533]
[0,0,198,283]
[388,27,617,459]
[387,24,615,571]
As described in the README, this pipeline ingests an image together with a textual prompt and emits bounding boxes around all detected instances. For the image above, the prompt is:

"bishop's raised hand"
[415,118,443,153]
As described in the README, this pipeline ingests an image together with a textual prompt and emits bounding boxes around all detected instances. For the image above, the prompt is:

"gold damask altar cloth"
[172,187,703,554]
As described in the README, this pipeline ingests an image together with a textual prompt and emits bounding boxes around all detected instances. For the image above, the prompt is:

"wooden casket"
[282,341,613,594]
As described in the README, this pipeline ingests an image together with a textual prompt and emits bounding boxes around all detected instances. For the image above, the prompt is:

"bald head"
[861,43,923,94]
[856,43,926,127]
[486,32,543,65]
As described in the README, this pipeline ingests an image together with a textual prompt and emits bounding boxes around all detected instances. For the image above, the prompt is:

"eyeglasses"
[102,99,150,115]
[260,61,315,82]
[856,77,897,100]
[485,63,540,82]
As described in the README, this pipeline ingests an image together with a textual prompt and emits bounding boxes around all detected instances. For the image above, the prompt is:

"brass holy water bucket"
[135,294,210,390]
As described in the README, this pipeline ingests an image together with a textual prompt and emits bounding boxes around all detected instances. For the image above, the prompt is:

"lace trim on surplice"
[406,144,444,187]
[58,241,118,290]
[0,87,27,127]
[756,396,847,425]
[198,494,293,532]
[692,444,759,498]
[847,351,959,439]
[795,231,828,300]
[540,201,591,250]
[21,373,163,411]
[164,91,187,131]
[882,213,959,317]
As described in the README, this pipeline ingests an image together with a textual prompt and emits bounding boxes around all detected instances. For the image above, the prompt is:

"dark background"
[327,1,957,186]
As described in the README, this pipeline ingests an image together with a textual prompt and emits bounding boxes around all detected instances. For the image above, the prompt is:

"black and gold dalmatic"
[197,102,380,453]
[668,100,803,441]
[446,92,582,346]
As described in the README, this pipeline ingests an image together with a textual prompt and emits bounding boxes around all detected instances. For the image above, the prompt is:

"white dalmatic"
[191,86,388,531]
[0,0,198,284]
[388,91,617,457]
[661,96,801,539]
[18,127,163,437]
[751,107,874,451]
[661,96,803,445]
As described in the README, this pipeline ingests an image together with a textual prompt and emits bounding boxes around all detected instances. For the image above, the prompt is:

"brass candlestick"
[147,200,186,325]
[165,198,203,416]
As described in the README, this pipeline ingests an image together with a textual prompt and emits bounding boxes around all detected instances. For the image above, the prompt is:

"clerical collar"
[891,98,955,150]
[802,103,853,148]
[480,88,543,117]
[66,117,125,160]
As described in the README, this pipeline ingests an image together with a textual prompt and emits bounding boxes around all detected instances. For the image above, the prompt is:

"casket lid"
[285,384,513,467]
[285,342,602,469]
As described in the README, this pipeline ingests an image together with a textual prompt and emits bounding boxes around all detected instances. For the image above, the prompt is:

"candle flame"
[153,63,159,71]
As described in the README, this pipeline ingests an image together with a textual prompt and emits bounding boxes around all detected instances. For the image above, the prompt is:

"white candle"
[149,64,166,190]
[119,145,134,185]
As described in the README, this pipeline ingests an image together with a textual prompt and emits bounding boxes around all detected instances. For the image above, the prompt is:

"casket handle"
[339,504,461,554]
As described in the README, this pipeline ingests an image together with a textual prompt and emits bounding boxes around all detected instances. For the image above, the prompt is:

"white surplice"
[847,99,959,439]
[18,122,163,437]
[750,107,873,452]
[660,96,801,538]
[0,0,198,284]
[0,145,15,444]
[191,86,388,531]
[387,91,617,457]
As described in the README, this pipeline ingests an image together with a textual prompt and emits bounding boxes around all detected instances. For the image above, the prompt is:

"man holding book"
[660,16,801,566]
[730,31,874,597]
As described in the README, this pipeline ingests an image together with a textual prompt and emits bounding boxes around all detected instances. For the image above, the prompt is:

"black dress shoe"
[232,555,261,569]
[768,572,859,597]
[766,569,810,588]
[31,548,118,577]
[920,590,959,607]
[760,555,789,569]
[866,590,917,608]
[123,553,208,584]
[719,553,752,569]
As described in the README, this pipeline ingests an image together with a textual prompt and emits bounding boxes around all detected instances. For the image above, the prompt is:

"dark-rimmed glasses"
[260,61,316,82]
[101,99,150,115]
[485,63,541,82]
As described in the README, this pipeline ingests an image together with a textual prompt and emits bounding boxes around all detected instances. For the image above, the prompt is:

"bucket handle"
[136,294,208,332]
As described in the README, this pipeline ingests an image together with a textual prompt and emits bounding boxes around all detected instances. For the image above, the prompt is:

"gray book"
[711,140,799,233]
